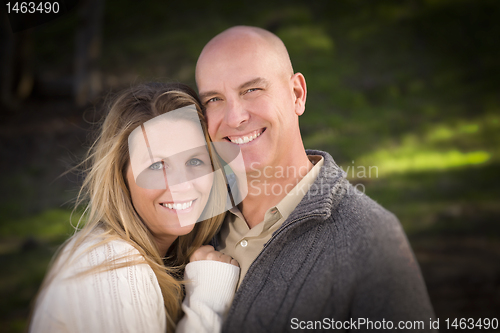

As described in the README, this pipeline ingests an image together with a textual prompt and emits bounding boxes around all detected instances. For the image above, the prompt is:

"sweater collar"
[211,150,346,249]
[282,150,347,225]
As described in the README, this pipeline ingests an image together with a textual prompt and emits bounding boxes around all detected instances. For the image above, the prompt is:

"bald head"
[196,26,294,84]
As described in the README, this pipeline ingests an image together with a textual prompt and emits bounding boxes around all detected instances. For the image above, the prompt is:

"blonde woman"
[29,83,240,332]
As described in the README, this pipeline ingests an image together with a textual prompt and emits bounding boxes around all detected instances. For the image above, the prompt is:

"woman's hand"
[190,245,239,267]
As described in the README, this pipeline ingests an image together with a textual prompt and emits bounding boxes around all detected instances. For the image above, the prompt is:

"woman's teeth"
[161,200,193,210]
[229,130,262,145]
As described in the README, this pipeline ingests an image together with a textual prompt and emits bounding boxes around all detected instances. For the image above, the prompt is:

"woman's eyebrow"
[188,146,210,157]
[159,145,209,162]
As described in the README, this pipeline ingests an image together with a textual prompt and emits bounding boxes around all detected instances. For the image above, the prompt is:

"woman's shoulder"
[46,228,162,296]
[31,231,165,332]
[49,229,154,284]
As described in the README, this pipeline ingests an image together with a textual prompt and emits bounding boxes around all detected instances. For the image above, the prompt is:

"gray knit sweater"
[218,150,435,333]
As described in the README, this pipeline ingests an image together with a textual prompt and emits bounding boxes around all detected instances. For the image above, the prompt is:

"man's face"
[196,40,301,175]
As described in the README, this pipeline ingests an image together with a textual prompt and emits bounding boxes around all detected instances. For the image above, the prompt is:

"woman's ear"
[291,73,307,116]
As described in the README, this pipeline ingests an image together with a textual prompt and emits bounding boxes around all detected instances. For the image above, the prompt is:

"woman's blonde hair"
[32,82,226,331]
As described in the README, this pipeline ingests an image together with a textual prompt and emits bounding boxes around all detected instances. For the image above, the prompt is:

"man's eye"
[207,97,221,103]
[149,161,164,170]
[187,158,204,166]
[245,88,259,94]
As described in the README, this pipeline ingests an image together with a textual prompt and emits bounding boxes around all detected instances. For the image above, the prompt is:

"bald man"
[196,26,435,332]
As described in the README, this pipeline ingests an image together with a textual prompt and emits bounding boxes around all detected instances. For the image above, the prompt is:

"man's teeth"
[229,131,261,145]
[161,200,193,210]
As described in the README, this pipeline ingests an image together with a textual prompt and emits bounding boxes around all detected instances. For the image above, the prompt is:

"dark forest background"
[1,0,499,331]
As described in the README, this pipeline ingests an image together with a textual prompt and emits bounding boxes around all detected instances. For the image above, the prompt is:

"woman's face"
[126,114,214,252]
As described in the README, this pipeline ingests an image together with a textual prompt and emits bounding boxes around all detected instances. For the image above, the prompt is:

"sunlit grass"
[355,114,499,176]
[365,149,490,174]
[0,209,81,242]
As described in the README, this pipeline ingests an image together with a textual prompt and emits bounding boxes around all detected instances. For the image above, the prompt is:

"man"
[196,26,435,332]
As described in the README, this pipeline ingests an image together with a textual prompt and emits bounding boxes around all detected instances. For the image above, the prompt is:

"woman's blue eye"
[187,158,203,166]
[149,161,164,170]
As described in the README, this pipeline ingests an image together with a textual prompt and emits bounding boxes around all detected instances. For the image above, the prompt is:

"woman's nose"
[167,170,194,193]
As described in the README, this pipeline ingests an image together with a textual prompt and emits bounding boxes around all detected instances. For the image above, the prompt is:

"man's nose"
[224,98,249,128]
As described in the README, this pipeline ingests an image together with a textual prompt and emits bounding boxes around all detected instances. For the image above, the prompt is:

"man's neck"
[239,152,314,229]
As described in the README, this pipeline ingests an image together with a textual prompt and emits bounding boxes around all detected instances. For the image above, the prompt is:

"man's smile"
[225,128,266,145]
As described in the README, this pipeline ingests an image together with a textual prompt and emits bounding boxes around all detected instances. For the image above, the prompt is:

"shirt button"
[270,208,277,214]
[240,239,248,247]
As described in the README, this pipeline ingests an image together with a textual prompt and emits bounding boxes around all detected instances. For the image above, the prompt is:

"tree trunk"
[74,0,105,107]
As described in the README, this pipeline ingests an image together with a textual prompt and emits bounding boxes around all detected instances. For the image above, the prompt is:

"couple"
[30,26,435,332]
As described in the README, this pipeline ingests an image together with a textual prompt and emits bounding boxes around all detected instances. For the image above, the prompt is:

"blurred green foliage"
[1,0,499,331]
[0,209,77,241]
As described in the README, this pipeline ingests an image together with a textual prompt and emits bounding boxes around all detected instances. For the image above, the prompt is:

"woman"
[29,82,239,332]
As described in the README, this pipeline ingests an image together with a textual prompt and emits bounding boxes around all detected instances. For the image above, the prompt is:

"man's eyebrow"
[199,91,220,102]
[239,77,268,90]
[199,77,269,102]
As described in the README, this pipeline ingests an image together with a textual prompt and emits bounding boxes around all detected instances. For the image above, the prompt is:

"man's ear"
[291,73,307,116]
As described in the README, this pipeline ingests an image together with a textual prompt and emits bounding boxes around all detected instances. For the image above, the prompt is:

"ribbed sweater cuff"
[184,260,240,313]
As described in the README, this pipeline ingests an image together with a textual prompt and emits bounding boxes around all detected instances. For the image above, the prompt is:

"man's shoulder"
[300,149,403,240]
[303,149,397,219]
[336,183,399,227]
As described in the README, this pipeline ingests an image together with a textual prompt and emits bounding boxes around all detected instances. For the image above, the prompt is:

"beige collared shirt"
[217,155,324,288]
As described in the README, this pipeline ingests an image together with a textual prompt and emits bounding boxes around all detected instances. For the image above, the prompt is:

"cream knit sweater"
[30,237,240,333]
